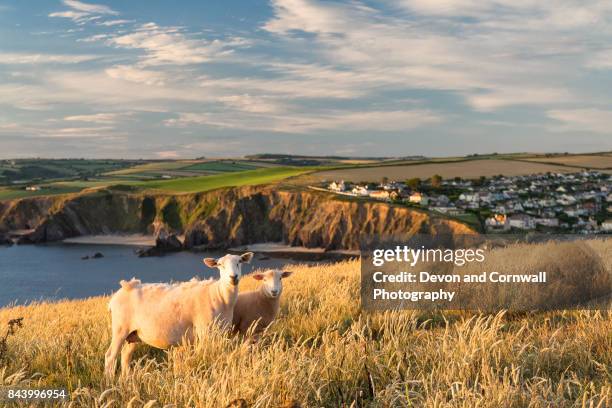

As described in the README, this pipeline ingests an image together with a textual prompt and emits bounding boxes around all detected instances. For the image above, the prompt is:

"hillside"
[0,186,473,250]
[0,255,610,407]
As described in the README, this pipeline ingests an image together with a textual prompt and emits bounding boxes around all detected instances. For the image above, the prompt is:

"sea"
[0,243,316,307]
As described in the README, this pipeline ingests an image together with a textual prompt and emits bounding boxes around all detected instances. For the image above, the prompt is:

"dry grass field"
[0,240,610,407]
[523,155,612,169]
[312,159,576,183]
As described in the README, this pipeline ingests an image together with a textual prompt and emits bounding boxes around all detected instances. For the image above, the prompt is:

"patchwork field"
[131,166,312,193]
[312,159,575,182]
[0,239,609,407]
[105,160,279,180]
[522,154,612,169]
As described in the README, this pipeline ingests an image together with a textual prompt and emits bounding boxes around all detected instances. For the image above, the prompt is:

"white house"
[602,220,612,232]
[432,206,462,216]
[459,193,478,202]
[369,190,391,201]
[329,181,346,192]
[486,214,509,231]
[508,214,535,230]
[409,192,429,205]
[535,218,559,227]
[352,186,371,196]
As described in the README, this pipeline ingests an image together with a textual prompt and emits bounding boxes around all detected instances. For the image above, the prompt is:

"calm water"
[0,244,314,307]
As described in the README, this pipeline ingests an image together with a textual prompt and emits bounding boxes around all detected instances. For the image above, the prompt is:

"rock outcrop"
[0,186,475,250]
[0,232,12,246]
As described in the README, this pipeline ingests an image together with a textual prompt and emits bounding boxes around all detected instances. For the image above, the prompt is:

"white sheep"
[232,269,293,336]
[104,252,254,378]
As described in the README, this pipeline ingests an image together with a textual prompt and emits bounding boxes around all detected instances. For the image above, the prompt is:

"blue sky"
[0,0,611,159]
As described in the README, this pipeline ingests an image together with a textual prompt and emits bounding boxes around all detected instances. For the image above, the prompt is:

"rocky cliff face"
[0,186,474,249]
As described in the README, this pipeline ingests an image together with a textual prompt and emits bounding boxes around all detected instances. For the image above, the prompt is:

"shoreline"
[228,242,360,261]
[62,234,155,246]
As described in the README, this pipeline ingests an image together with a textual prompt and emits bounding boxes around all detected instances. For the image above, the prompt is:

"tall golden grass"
[0,240,610,407]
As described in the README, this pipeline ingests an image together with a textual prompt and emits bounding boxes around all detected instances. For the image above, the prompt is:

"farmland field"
[0,185,83,200]
[104,161,198,176]
[133,166,312,193]
[0,167,314,200]
[0,159,139,186]
[522,154,612,169]
[311,159,578,182]
[182,160,260,173]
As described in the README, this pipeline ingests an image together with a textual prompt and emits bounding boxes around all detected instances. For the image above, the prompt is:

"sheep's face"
[203,252,254,286]
[252,270,293,298]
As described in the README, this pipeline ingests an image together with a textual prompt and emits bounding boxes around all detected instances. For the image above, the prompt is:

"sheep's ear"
[252,273,265,281]
[281,271,293,278]
[203,258,218,268]
[240,252,254,264]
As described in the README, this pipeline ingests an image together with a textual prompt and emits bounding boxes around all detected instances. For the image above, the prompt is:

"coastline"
[62,234,155,247]
[228,242,360,261]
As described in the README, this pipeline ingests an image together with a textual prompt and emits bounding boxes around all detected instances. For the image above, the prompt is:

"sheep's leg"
[104,331,128,378]
[120,342,138,377]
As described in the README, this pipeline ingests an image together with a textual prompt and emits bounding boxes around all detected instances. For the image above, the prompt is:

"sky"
[0,0,611,159]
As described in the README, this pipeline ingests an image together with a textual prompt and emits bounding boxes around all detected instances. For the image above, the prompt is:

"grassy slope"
[130,166,313,193]
[104,161,195,176]
[0,242,610,407]
[0,167,314,201]
[0,186,83,201]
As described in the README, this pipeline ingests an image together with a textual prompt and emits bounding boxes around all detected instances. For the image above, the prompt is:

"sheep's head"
[203,252,254,286]
[252,269,293,298]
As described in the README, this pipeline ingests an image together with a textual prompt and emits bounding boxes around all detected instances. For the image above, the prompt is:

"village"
[318,170,612,234]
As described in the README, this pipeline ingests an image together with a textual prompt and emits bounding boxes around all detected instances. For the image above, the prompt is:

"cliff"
[0,186,475,250]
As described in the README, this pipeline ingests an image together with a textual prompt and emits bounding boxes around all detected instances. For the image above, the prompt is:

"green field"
[104,161,196,176]
[0,159,139,185]
[0,167,314,200]
[182,161,259,173]
[0,186,83,200]
[132,166,312,193]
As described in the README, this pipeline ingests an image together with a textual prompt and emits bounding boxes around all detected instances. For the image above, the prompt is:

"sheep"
[232,269,293,337]
[104,252,254,378]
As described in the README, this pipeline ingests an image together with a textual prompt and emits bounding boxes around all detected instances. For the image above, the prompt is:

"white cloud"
[78,33,108,42]
[586,50,612,69]
[0,122,118,139]
[547,109,612,133]
[105,65,166,85]
[263,0,612,113]
[64,113,123,123]
[44,126,114,138]
[107,23,248,66]
[219,94,286,114]
[49,10,89,21]
[62,0,117,15]
[165,109,441,134]
[23,0,612,154]
[156,150,180,158]
[49,0,117,23]
[97,19,132,27]
[468,88,573,112]
[0,53,97,64]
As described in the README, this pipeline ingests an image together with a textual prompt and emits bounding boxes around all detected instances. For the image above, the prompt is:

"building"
[432,206,463,216]
[369,190,391,201]
[352,186,371,196]
[486,214,509,231]
[408,192,429,205]
[508,214,535,230]
[328,181,346,192]
[535,218,559,227]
